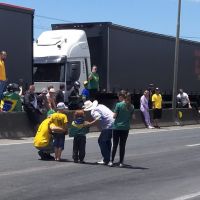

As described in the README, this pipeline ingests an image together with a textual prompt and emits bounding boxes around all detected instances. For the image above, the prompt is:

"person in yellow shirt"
[0,51,7,100]
[34,109,55,160]
[49,102,68,161]
[152,87,162,128]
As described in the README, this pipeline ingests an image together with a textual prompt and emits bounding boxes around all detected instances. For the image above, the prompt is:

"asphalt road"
[1,125,200,200]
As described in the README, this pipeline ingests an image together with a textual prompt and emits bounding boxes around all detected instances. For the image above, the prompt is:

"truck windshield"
[33,63,65,82]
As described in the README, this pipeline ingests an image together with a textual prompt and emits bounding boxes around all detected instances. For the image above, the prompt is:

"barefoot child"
[49,102,68,161]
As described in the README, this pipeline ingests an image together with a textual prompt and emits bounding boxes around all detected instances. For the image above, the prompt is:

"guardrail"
[0,108,199,139]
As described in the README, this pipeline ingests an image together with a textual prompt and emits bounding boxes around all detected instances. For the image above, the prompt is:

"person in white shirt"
[177,89,191,108]
[83,100,114,165]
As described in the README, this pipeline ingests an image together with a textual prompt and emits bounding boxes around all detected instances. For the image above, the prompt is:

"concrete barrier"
[0,108,199,139]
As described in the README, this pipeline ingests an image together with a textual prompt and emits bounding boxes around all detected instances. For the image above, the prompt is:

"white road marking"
[171,191,200,200]
[186,144,200,147]
[0,163,74,177]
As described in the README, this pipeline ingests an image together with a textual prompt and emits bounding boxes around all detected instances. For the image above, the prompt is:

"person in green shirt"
[88,65,99,101]
[109,91,134,167]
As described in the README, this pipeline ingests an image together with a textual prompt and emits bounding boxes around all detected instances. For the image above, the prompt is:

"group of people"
[140,87,193,129]
[34,90,135,167]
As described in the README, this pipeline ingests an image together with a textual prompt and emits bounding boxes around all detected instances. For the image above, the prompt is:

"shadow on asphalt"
[38,159,149,170]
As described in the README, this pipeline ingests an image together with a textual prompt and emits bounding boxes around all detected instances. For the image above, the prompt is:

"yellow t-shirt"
[0,60,6,81]
[49,112,68,131]
[34,118,51,148]
[152,94,162,109]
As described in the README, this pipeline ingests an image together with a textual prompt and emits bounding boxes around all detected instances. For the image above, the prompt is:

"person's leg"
[153,109,158,127]
[79,136,86,162]
[144,110,152,127]
[111,130,120,162]
[98,129,112,164]
[119,131,129,164]
[57,134,65,160]
[54,147,59,160]
[73,137,79,162]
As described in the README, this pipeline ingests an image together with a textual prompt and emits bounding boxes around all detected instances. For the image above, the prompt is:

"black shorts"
[153,109,162,119]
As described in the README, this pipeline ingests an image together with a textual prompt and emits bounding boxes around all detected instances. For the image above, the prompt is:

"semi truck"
[33,22,200,107]
[0,3,34,88]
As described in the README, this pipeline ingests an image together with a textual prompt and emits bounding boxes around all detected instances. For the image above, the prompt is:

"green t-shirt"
[69,121,89,137]
[113,101,134,130]
[88,72,99,90]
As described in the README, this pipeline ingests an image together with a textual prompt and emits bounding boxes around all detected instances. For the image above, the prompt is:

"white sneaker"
[148,126,154,129]
[119,163,124,168]
[97,159,105,165]
[108,161,113,167]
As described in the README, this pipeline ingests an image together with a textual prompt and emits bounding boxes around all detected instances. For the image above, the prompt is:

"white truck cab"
[33,29,91,102]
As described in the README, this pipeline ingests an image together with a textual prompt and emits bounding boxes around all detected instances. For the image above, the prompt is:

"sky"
[1,0,200,42]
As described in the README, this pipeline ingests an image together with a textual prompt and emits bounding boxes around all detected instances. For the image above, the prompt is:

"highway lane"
[0,126,200,200]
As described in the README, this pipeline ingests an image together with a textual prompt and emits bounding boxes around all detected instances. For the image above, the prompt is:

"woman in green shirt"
[109,91,134,167]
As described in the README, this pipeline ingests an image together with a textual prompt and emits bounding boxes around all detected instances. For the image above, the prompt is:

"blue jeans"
[98,129,112,163]
[0,80,7,100]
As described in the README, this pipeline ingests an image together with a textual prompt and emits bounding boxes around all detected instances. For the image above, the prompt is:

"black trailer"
[52,22,200,108]
[0,3,34,87]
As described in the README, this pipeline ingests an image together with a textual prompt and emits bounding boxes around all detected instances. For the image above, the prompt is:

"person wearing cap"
[0,51,7,101]
[47,88,56,111]
[88,65,99,101]
[151,87,162,128]
[49,102,68,161]
[34,109,55,160]
[83,100,114,165]
[81,81,90,101]
[37,88,50,115]
[68,81,83,110]
[177,89,192,108]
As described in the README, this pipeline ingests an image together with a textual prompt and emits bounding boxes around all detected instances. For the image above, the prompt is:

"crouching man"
[34,110,55,160]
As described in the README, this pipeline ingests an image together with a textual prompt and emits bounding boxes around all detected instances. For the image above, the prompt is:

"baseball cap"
[57,102,68,110]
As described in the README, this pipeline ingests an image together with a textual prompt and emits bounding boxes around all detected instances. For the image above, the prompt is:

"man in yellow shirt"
[0,51,7,100]
[34,110,55,160]
[152,87,162,128]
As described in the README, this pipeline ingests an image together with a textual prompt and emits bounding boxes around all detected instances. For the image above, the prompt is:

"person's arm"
[186,94,192,108]
[88,73,93,81]
[151,95,155,109]
[113,103,119,119]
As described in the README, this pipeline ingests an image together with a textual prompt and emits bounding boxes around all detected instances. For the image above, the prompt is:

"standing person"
[152,87,162,128]
[68,81,83,110]
[83,100,114,165]
[47,88,56,111]
[37,88,50,115]
[81,81,90,101]
[140,90,154,129]
[49,102,68,161]
[177,89,192,108]
[110,92,135,167]
[88,65,99,101]
[69,110,95,163]
[55,83,65,104]
[0,51,7,101]
[23,85,41,129]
